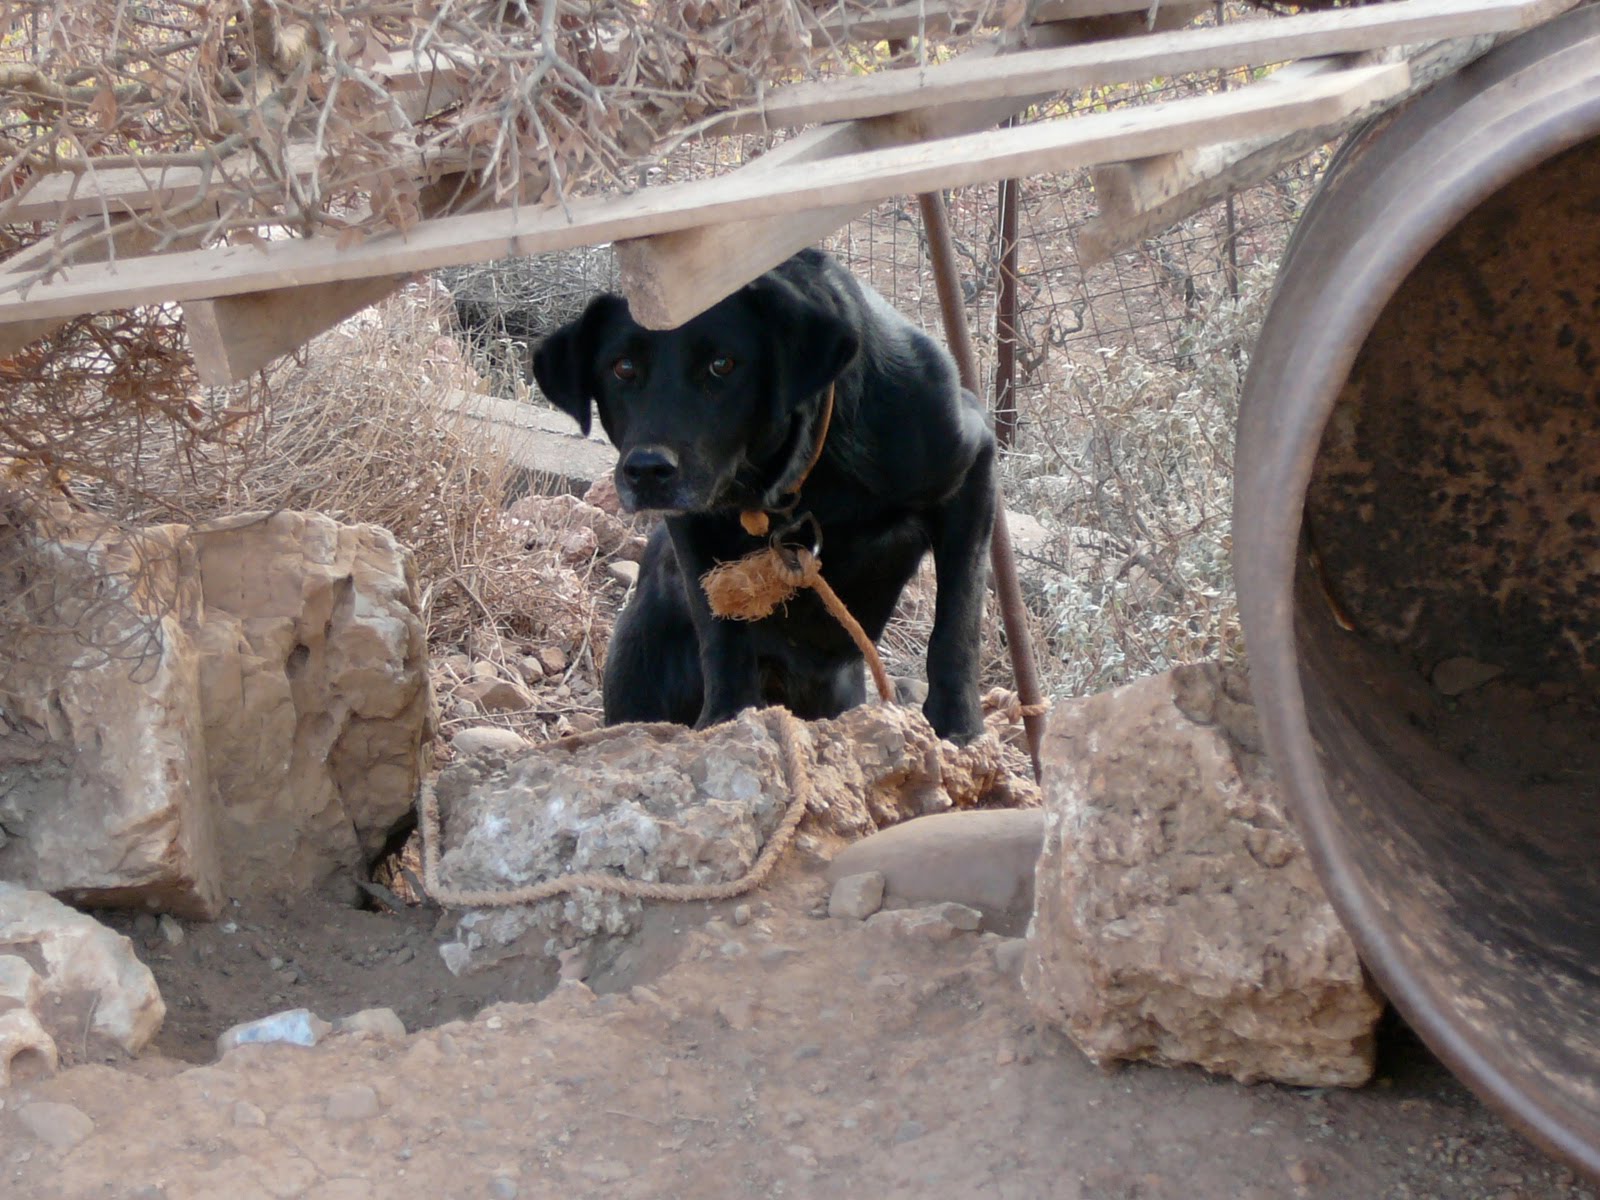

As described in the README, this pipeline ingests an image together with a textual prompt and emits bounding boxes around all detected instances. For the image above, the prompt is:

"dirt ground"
[3,867,1595,1200]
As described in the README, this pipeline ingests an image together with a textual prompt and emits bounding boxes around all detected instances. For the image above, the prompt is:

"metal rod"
[918,189,1048,781]
[993,169,1021,449]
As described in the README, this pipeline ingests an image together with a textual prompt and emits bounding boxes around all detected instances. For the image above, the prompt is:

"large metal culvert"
[1234,4,1600,1178]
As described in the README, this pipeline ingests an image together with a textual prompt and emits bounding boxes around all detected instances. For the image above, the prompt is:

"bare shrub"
[1002,259,1276,696]
[438,246,618,398]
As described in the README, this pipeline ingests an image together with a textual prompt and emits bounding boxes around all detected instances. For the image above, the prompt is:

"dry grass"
[999,260,1275,696]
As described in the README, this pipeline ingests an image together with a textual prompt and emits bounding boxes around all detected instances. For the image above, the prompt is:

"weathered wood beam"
[1076,35,1507,263]
[0,218,200,357]
[812,0,1171,44]
[614,4,1208,329]
[720,0,1573,134]
[0,61,1408,326]
[182,275,412,386]
[3,142,476,225]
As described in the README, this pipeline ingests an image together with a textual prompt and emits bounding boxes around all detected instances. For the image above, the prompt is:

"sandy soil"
[4,868,1595,1200]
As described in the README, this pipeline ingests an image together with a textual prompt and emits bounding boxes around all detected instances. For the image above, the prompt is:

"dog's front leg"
[924,441,998,744]
[666,516,763,728]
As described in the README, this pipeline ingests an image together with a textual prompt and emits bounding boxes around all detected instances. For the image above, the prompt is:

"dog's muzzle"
[616,445,688,512]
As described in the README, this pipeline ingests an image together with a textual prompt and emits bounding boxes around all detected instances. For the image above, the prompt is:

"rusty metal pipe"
[994,172,1021,450]
[1235,5,1600,1178]
[918,190,1048,780]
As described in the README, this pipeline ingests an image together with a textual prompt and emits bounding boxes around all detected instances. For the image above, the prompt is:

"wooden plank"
[370,45,481,91]
[1076,35,1501,262]
[0,62,1409,325]
[0,218,197,356]
[723,0,1574,134]
[614,4,1208,329]
[2,142,474,225]
[813,0,1164,43]
[182,274,412,386]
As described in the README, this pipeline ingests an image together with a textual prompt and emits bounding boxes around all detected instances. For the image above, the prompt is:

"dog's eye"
[708,355,735,378]
[612,357,637,382]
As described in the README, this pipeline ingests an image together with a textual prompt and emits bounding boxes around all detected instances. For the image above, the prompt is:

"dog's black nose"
[620,446,679,488]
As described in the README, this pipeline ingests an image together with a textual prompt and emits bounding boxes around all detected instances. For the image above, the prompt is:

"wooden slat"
[613,9,1197,329]
[0,61,1409,326]
[0,218,204,356]
[370,45,481,91]
[1076,35,1503,262]
[812,0,1161,43]
[2,143,474,225]
[724,0,1574,134]
[182,275,412,386]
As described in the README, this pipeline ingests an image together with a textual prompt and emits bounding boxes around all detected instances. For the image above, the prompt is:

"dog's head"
[531,274,859,514]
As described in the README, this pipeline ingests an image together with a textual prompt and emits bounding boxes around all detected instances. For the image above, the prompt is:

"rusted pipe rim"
[1236,6,1600,1178]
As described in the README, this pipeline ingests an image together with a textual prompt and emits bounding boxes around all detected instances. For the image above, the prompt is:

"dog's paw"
[923,693,985,746]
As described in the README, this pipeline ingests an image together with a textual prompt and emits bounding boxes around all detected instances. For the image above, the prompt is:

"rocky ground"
[3,866,1596,1200]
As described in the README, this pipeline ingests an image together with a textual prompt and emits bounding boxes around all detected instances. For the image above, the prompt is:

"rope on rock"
[417,708,814,909]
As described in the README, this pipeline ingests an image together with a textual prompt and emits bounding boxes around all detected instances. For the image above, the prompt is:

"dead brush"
[1002,260,1275,697]
[109,282,626,722]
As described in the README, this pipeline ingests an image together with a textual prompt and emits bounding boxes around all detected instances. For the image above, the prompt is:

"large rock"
[0,883,164,1069]
[825,809,1045,936]
[0,505,431,913]
[191,512,431,902]
[1023,662,1384,1087]
[0,517,222,917]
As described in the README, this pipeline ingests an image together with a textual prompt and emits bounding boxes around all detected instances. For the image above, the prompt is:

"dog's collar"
[739,383,835,539]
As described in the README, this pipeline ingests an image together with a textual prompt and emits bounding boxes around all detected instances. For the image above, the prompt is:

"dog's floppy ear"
[531,293,630,436]
[747,276,860,404]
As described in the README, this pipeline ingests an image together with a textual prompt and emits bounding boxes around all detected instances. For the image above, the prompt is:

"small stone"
[893,1119,926,1144]
[828,871,886,920]
[996,1039,1017,1065]
[451,727,531,757]
[566,712,601,734]
[607,561,640,587]
[991,937,1027,981]
[454,678,534,713]
[535,646,568,676]
[865,908,957,942]
[157,914,185,945]
[232,1100,267,1127]
[17,1100,94,1150]
[217,1008,331,1056]
[334,1008,407,1040]
[928,901,982,931]
[439,942,472,976]
[1287,1159,1318,1187]
[471,660,499,681]
[578,1162,632,1183]
[489,1178,519,1200]
[785,1144,818,1169]
[716,998,756,1031]
[324,1083,381,1122]
[732,904,752,927]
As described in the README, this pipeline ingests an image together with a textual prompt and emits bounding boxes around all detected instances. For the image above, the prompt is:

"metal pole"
[918,190,1048,781]
[993,171,1021,449]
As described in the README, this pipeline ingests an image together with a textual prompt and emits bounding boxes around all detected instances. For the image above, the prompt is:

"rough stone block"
[1023,661,1384,1087]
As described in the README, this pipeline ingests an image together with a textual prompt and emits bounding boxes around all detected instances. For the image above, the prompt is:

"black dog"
[532,248,995,744]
